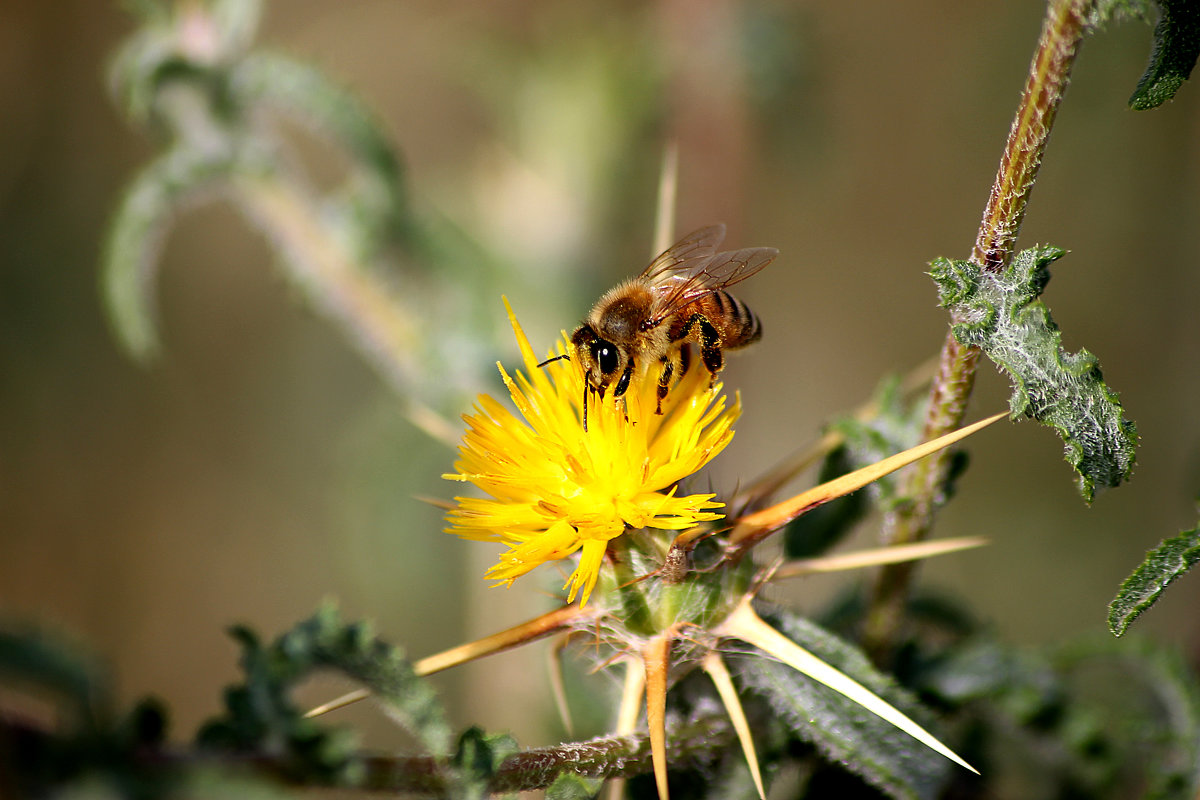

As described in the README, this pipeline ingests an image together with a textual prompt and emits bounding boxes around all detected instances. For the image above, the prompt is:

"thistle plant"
[4,1,1200,799]
[435,299,1000,793]
[305,295,999,796]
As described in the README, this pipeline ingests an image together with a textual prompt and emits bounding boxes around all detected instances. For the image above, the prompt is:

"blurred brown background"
[2,0,1199,752]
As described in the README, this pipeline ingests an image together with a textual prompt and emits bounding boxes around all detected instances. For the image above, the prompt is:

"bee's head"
[571,324,629,397]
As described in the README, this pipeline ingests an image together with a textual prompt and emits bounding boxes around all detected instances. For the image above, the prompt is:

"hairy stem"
[864,0,1094,656]
[231,172,459,445]
[355,719,732,793]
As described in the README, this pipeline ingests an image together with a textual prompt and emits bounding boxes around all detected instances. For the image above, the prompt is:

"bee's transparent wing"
[639,224,727,283]
[649,244,778,323]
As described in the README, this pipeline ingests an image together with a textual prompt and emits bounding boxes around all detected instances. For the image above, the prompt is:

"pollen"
[443,298,740,606]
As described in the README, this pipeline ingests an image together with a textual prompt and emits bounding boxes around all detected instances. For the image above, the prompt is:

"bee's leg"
[655,356,674,414]
[682,313,723,387]
[613,363,633,399]
[582,381,589,432]
[678,342,692,378]
[613,363,634,423]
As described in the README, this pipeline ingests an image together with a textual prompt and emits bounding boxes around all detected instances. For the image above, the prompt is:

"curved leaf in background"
[930,247,1138,501]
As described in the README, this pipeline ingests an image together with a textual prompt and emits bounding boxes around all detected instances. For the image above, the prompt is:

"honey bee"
[568,224,777,429]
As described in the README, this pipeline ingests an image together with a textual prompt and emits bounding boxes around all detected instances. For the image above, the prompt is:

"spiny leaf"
[923,634,1200,797]
[731,605,953,800]
[786,376,935,559]
[0,628,193,798]
[450,728,520,800]
[198,603,452,784]
[826,376,929,509]
[231,52,414,257]
[1053,638,1200,799]
[1082,0,1198,111]
[1129,0,1200,109]
[923,639,1065,722]
[0,626,110,730]
[1117,642,1200,799]
[1108,525,1200,636]
[545,771,604,800]
[107,0,261,126]
[101,148,230,360]
[930,247,1137,501]
[922,638,1117,795]
[285,605,453,754]
[1087,0,1154,29]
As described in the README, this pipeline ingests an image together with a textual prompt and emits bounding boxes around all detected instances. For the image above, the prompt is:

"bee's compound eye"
[593,340,619,376]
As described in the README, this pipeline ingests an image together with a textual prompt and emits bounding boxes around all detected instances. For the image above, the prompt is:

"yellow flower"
[444,299,740,606]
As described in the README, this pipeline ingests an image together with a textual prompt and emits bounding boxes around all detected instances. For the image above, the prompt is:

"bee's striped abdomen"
[709,289,761,349]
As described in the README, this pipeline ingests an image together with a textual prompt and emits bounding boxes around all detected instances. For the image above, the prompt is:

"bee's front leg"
[612,362,634,423]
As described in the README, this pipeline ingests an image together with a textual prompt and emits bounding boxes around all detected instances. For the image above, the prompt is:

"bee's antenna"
[537,353,570,368]
[535,351,587,431]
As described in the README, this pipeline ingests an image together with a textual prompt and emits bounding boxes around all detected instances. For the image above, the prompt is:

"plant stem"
[479,722,729,792]
[231,171,460,446]
[358,718,734,793]
[863,0,1094,657]
[233,172,419,382]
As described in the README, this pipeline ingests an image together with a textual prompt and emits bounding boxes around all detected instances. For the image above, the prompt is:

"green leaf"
[922,638,1117,795]
[0,626,109,730]
[923,639,1064,722]
[198,603,453,784]
[231,52,413,258]
[0,626,198,798]
[545,771,603,800]
[171,769,298,800]
[450,728,520,800]
[286,605,453,755]
[1131,644,1200,799]
[118,696,169,749]
[922,633,1200,798]
[1129,0,1200,109]
[1108,525,1200,636]
[930,247,1138,501]
[1053,638,1200,800]
[734,606,952,800]
[1087,0,1155,28]
[108,0,261,126]
[787,376,939,558]
[101,148,230,360]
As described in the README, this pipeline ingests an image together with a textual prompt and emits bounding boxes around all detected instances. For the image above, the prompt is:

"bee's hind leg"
[678,342,692,378]
[682,313,724,389]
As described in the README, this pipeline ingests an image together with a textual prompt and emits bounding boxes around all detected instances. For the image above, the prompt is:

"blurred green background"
[2,0,1198,753]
